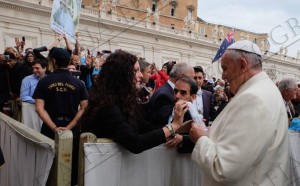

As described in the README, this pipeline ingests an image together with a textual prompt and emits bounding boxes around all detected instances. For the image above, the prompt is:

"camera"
[139,85,150,98]
[137,85,151,104]
[4,55,10,61]
[71,71,81,79]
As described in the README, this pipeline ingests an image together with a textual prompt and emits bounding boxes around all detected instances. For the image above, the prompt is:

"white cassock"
[191,72,290,186]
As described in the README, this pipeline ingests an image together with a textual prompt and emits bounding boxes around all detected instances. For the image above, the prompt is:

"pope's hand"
[189,123,208,143]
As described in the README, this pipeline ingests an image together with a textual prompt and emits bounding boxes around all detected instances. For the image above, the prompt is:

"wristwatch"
[166,123,176,138]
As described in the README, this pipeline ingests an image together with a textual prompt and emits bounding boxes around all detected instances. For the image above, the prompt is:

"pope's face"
[221,52,244,94]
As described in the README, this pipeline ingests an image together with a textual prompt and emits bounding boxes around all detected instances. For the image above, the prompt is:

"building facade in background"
[0,0,300,81]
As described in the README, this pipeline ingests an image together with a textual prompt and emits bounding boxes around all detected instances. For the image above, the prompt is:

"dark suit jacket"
[8,62,32,97]
[0,64,9,111]
[178,90,216,153]
[202,90,216,125]
[145,82,174,127]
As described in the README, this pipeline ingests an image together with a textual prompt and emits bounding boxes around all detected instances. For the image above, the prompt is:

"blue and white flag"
[212,29,235,63]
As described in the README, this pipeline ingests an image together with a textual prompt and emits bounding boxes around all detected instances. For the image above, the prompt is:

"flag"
[212,29,235,63]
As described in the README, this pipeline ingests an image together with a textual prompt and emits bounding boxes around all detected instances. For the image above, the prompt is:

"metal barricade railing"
[78,133,98,186]
[0,112,54,186]
[0,112,74,186]
[78,133,203,186]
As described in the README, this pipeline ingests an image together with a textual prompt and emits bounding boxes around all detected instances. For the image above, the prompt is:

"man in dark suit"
[3,51,32,99]
[0,63,9,112]
[170,66,216,153]
[192,66,216,125]
[145,63,194,126]
[165,75,199,148]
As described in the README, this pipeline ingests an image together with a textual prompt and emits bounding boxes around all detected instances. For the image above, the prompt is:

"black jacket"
[82,105,166,154]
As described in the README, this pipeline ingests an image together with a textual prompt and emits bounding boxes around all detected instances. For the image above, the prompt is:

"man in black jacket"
[3,51,32,99]
[145,63,194,126]
[3,51,31,120]
[33,47,88,186]
[0,63,9,112]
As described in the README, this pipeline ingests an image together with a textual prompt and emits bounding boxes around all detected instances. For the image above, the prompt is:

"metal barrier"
[77,133,98,186]
[0,112,74,186]
[78,133,202,186]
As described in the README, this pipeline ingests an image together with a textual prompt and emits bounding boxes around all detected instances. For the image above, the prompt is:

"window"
[170,5,175,16]
[187,9,193,20]
[199,27,205,35]
[152,1,158,12]
[253,38,257,44]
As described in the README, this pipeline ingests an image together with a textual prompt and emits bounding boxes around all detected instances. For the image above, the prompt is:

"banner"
[50,0,82,43]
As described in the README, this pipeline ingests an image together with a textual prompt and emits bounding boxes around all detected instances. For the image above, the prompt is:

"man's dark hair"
[176,75,198,95]
[49,47,70,68]
[32,59,48,69]
[162,62,174,75]
[193,66,204,74]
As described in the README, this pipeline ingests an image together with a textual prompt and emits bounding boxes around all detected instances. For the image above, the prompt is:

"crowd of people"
[0,38,298,185]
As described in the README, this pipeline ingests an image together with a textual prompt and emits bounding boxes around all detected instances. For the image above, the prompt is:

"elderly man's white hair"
[169,63,191,79]
[278,77,297,93]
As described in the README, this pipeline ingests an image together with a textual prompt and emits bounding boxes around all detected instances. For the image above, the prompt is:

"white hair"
[278,77,297,93]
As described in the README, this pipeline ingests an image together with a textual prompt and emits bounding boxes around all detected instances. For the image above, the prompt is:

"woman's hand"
[165,134,183,148]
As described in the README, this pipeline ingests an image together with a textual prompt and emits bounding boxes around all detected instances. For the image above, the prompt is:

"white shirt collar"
[167,80,175,90]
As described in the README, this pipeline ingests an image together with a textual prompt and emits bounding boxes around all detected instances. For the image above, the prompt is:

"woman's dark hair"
[162,62,174,75]
[80,50,138,126]
[24,51,36,64]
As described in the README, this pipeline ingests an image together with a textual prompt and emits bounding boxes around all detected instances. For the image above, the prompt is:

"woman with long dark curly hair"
[23,51,36,74]
[80,50,188,153]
